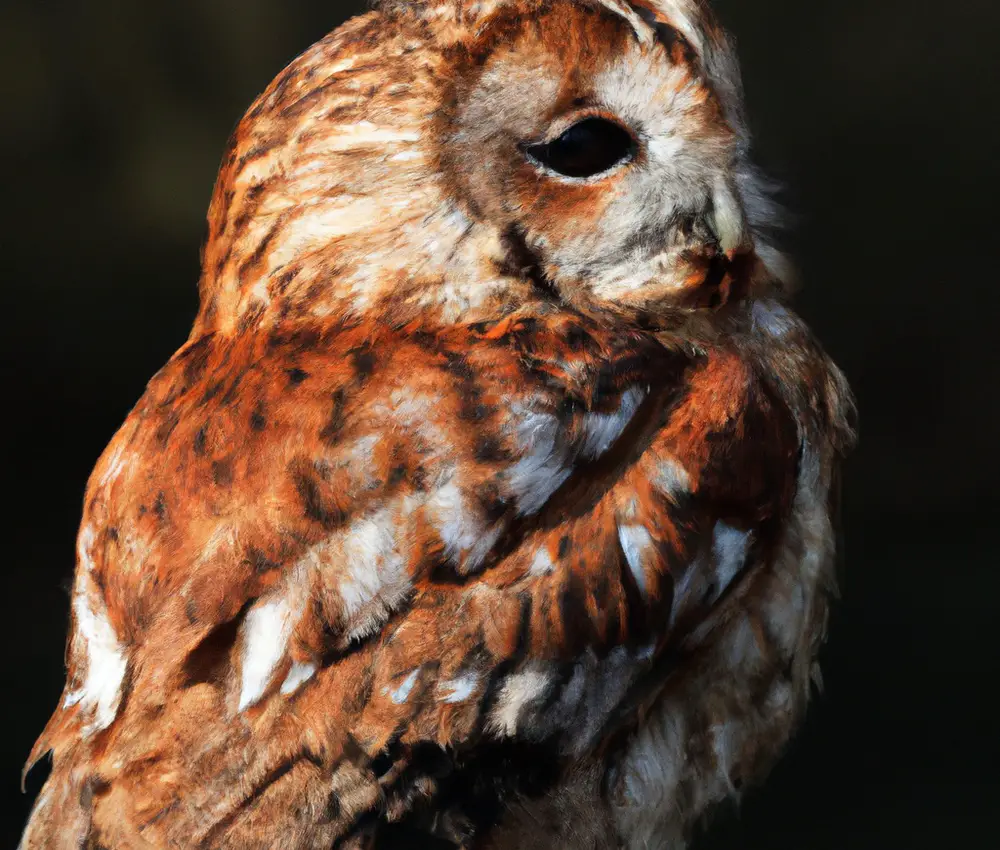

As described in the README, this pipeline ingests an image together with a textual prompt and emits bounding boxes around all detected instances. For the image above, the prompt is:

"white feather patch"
[710,521,752,594]
[338,507,410,636]
[579,387,647,459]
[487,666,553,737]
[529,546,556,577]
[618,524,653,596]
[507,411,572,516]
[428,478,500,573]
[239,594,297,711]
[389,668,421,705]
[438,672,481,704]
[280,661,318,696]
[65,525,128,736]
[654,454,692,500]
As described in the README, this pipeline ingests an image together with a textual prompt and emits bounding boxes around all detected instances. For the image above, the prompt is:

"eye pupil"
[525,117,634,178]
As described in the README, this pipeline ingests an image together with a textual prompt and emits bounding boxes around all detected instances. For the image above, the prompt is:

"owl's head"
[199,0,788,332]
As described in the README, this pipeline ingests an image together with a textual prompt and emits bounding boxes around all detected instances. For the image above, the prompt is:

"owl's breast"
[25,303,854,849]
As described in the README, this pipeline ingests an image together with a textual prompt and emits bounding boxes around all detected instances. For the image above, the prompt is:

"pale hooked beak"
[708,176,751,254]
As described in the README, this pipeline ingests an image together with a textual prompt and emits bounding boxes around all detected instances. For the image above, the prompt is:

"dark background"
[3,0,998,845]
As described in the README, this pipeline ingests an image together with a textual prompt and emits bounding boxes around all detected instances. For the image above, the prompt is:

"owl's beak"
[666,180,755,312]
[708,176,751,255]
[672,177,752,310]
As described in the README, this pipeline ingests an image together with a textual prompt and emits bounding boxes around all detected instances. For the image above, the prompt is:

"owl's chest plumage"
[22,299,853,849]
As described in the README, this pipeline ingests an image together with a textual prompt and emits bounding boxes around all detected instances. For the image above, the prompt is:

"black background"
[3,0,998,845]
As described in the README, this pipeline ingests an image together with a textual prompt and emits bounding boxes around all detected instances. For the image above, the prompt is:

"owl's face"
[201,0,779,332]
[443,0,754,311]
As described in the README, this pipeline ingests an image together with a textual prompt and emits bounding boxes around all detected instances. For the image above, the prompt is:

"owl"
[20,1,855,848]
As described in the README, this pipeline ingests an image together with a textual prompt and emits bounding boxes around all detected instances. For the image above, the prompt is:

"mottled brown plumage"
[21,1,854,848]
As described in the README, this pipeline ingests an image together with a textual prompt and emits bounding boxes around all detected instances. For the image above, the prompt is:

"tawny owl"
[20,1,855,847]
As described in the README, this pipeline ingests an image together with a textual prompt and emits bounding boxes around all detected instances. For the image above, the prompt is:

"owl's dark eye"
[524,117,635,179]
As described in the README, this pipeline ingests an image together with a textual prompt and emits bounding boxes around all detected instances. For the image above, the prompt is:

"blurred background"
[2,0,997,846]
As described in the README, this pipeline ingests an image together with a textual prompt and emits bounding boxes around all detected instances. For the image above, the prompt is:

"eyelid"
[534,107,637,147]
